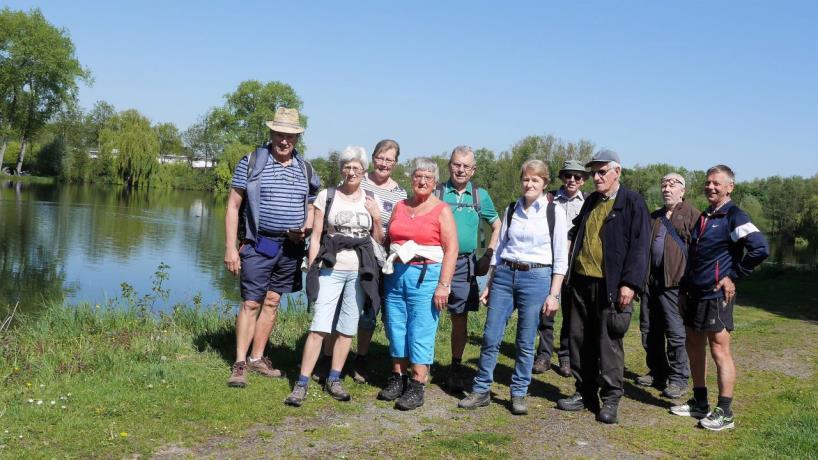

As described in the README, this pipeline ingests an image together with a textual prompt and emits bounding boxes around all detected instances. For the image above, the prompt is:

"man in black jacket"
[556,149,650,424]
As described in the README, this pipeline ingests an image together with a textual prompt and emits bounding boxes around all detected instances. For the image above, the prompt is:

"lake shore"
[1,267,816,458]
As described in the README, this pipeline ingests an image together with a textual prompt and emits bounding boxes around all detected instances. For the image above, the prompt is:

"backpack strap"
[433,183,445,199]
[504,201,517,244]
[322,187,336,235]
[471,183,481,213]
[546,192,556,262]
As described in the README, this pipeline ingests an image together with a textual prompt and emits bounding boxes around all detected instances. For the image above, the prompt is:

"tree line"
[2,8,816,244]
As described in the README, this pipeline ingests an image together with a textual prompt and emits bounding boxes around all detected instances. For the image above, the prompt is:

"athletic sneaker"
[669,398,710,418]
[699,407,735,431]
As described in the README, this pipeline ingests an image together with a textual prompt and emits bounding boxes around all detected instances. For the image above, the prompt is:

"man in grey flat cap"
[557,149,650,424]
[532,160,588,378]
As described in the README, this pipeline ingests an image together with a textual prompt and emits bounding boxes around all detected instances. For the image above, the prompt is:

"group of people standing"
[223,107,769,431]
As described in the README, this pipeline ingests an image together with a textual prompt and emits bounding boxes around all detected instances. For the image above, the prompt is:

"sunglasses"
[561,173,585,181]
[591,167,613,177]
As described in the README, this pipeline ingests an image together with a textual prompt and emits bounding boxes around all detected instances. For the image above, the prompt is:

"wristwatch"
[438,281,451,288]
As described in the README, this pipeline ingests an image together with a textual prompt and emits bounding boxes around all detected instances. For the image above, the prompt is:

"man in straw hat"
[224,107,321,388]
[532,159,588,378]
[556,149,650,424]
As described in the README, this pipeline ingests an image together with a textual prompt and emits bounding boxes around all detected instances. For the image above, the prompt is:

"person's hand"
[618,285,635,311]
[287,227,305,244]
[224,246,241,276]
[364,196,382,224]
[542,294,560,317]
[434,284,450,311]
[479,286,490,305]
[715,276,736,304]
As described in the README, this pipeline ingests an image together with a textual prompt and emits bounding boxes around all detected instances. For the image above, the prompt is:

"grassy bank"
[1,268,816,458]
[0,175,56,185]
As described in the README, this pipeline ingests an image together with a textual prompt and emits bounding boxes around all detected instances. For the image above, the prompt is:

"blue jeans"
[473,264,552,397]
[384,262,441,365]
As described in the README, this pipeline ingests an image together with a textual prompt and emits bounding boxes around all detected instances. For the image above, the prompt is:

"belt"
[502,260,551,271]
[258,230,288,238]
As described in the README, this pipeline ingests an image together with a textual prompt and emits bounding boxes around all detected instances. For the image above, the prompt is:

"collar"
[601,184,620,201]
[445,179,473,195]
[706,199,733,217]
[556,186,584,201]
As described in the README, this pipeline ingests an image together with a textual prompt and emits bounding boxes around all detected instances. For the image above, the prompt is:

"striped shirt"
[360,175,407,234]
[231,155,308,233]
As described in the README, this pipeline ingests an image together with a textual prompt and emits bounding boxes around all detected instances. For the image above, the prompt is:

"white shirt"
[554,187,585,231]
[491,195,569,276]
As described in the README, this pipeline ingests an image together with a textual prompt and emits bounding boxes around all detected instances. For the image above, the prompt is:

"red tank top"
[388,200,447,246]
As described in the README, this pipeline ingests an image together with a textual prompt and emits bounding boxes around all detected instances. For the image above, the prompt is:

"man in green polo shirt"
[437,145,501,392]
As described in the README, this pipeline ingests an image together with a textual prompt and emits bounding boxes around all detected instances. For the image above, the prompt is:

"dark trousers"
[639,278,689,387]
[536,309,570,362]
[568,275,626,405]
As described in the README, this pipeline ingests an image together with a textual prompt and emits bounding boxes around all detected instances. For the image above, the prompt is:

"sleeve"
[230,156,250,190]
[313,189,327,212]
[479,188,500,224]
[729,208,770,279]
[491,205,510,266]
[620,192,651,294]
[551,206,569,276]
[307,161,322,204]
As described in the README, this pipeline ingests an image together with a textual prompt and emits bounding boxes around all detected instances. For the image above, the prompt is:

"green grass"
[0,174,55,185]
[1,267,816,458]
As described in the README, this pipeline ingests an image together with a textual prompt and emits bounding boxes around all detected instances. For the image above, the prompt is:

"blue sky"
[6,1,817,179]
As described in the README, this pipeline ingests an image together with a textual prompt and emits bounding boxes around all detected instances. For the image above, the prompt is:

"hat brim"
[585,159,613,167]
[265,121,304,134]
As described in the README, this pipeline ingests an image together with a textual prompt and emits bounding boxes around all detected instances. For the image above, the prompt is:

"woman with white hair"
[377,157,458,410]
[285,146,383,407]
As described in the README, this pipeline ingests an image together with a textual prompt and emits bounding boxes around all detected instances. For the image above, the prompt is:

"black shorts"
[447,255,480,315]
[684,297,734,332]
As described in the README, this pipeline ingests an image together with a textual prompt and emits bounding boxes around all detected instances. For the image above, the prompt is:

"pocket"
[608,304,633,338]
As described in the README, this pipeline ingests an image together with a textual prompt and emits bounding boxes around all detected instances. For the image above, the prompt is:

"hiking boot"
[699,407,735,431]
[669,398,710,418]
[395,379,425,411]
[446,362,467,392]
[324,379,351,401]
[596,402,619,424]
[247,356,286,378]
[352,354,369,384]
[557,358,572,378]
[227,361,247,388]
[284,384,307,407]
[661,383,687,400]
[557,392,586,411]
[377,373,406,401]
[635,373,655,387]
[510,396,528,415]
[458,391,490,410]
[532,355,549,375]
[312,354,331,383]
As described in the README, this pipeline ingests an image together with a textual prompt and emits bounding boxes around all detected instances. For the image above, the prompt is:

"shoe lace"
[232,362,246,376]
[258,356,274,369]
[707,407,725,420]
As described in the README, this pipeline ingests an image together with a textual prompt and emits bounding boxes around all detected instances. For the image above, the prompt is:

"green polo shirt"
[440,180,499,254]
[574,198,615,278]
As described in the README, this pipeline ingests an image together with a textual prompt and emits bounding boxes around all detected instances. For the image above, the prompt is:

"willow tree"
[100,109,159,188]
[0,8,90,174]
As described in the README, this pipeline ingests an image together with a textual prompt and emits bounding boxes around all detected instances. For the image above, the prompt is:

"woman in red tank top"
[378,158,458,411]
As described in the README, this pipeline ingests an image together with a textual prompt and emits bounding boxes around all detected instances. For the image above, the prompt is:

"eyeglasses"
[373,156,395,165]
[412,174,435,183]
[342,166,363,174]
[661,179,684,187]
[561,173,585,181]
[591,167,613,177]
[450,162,475,172]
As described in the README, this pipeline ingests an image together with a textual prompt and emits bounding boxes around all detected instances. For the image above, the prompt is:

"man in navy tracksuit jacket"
[670,165,769,431]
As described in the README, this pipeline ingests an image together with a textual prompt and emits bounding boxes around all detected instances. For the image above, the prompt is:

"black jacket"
[306,234,381,314]
[567,184,651,303]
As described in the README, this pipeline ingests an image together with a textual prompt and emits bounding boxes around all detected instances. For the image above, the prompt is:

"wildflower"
[147,384,154,389]
[25,382,31,387]
[119,432,128,438]
[161,379,166,384]
[39,384,44,388]
[67,393,72,397]
[36,400,43,405]
[27,399,33,404]
[61,405,66,409]
[50,401,56,405]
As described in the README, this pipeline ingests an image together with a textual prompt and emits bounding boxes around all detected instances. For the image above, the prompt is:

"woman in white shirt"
[458,159,568,415]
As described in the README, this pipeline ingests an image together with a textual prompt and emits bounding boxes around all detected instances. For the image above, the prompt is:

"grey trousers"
[639,279,690,388]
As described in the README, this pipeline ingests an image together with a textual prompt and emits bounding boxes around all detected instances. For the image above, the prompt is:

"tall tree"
[100,109,159,188]
[218,80,305,148]
[84,100,115,153]
[153,122,184,157]
[0,8,91,174]
[183,109,224,167]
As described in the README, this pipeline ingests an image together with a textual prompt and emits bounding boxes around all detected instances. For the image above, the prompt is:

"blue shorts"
[239,239,305,302]
[447,254,480,315]
[384,262,441,365]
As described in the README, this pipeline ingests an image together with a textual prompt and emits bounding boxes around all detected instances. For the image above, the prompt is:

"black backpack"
[504,192,556,258]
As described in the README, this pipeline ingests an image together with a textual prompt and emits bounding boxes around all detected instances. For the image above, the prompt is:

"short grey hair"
[338,145,368,170]
[608,161,622,171]
[706,164,735,184]
[450,145,474,162]
[410,157,439,182]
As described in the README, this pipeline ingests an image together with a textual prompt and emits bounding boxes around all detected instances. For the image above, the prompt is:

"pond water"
[1,180,814,316]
